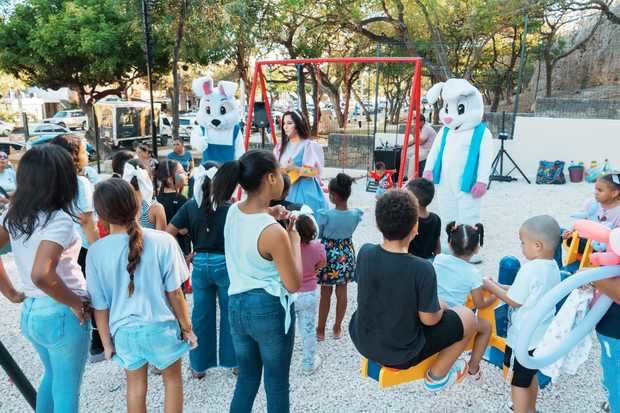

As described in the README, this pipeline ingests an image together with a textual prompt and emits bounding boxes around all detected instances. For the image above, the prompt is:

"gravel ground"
[0,172,608,412]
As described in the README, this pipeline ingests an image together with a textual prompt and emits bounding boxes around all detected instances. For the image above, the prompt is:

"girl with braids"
[433,222,496,381]
[166,161,238,379]
[273,110,327,214]
[0,145,91,413]
[123,158,166,230]
[86,178,196,413]
[215,149,301,412]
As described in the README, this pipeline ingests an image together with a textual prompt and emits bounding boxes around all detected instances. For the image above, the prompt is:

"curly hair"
[375,189,419,240]
[328,172,354,201]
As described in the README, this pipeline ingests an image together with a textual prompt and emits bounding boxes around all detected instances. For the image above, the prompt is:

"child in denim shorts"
[86,178,197,411]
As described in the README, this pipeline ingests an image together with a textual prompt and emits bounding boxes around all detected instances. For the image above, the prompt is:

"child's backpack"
[536,160,566,185]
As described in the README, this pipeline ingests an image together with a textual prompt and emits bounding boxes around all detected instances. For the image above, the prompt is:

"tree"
[0,0,172,140]
[539,1,603,96]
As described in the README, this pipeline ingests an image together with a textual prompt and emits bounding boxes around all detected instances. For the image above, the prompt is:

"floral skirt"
[317,238,355,285]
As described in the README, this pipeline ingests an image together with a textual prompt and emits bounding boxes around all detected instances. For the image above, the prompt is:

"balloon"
[514,265,619,370]
[574,219,610,243]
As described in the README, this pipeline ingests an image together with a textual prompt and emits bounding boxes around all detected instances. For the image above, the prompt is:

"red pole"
[413,60,422,178]
[398,60,422,187]
[258,65,278,145]
[244,63,260,151]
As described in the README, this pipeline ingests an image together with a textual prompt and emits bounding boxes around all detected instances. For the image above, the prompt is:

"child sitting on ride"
[368,161,394,197]
[349,189,477,392]
[483,215,562,413]
[563,173,620,252]
[433,222,496,381]
[407,178,441,260]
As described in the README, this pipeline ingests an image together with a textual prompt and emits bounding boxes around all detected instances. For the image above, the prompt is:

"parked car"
[28,134,97,161]
[0,120,14,136]
[43,110,88,130]
[178,114,198,140]
[28,123,70,137]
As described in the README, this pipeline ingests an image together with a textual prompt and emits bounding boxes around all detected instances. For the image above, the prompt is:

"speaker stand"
[488,136,531,188]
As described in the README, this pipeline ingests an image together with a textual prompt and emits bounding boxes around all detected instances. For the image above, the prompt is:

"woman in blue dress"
[274,111,327,213]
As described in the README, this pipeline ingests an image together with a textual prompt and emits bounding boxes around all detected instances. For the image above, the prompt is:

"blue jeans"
[190,252,236,372]
[598,333,620,413]
[20,296,91,413]
[228,289,295,413]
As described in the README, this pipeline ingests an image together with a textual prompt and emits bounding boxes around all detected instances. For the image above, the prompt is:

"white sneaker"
[302,355,322,376]
[469,254,483,264]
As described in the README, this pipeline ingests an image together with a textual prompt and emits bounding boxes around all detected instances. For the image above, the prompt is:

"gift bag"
[536,160,566,185]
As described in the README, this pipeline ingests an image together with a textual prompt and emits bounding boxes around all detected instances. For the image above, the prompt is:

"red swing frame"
[243,57,423,186]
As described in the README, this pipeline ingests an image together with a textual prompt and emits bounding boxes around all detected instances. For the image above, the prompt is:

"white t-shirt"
[506,259,561,349]
[7,210,87,298]
[74,175,95,249]
[86,229,188,336]
[434,253,482,308]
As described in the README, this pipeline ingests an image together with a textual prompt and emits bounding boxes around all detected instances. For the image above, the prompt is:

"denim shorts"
[113,320,189,371]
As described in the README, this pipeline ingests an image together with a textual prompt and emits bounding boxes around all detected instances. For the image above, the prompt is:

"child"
[434,222,496,381]
[166,163,238,379]
[123,159,166,230]
[316,173,363,340]
[295,214,326,374]
[563,173,620,244]
[407,178,441,259]
[369,161,393,197]
[156,160,190,255]
[349,189,476,391]
[87,178,197,412]
[483,215,562,413]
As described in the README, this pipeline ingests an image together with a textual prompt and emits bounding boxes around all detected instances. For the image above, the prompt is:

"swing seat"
[564,231,595,271]
[360,293,506,388]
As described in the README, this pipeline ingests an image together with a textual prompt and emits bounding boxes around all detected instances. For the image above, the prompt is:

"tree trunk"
[171,0,187,141]
[308,66,319,136]
[544,59,553,97]
[77,89,95,144]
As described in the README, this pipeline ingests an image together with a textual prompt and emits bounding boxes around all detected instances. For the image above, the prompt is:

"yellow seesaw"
[564,231,595,271]
[360,293,506,388]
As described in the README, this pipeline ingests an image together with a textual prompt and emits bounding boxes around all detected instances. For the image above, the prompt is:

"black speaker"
[253,102,269,127]
[374,148,402,171]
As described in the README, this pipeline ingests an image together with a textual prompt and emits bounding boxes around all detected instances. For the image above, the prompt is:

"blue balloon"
[514,265,619,370]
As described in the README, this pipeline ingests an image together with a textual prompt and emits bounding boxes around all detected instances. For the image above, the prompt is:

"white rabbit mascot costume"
[190,76,245,164]
[422,79,494,241]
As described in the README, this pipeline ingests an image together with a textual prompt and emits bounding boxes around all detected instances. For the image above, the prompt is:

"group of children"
[0,128,619,413]
[351,172,620,413]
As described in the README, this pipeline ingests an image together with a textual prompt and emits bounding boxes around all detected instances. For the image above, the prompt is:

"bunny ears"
[123,163,154,202]
[425,78,480,104]
[192,76,238,99]
[193,164,218,208]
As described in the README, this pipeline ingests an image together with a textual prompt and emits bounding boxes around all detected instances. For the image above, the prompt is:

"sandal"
[332,329,343,340]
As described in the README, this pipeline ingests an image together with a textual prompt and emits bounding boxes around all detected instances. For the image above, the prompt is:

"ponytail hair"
[445,221,484,257]
[212,150,279,205]
[93,178,144,297]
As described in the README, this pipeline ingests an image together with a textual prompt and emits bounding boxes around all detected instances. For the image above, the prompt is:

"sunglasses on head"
[612,173,620,185]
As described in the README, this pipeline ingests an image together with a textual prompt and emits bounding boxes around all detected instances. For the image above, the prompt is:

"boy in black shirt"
[349,189,476,392]
[407,178,441,259]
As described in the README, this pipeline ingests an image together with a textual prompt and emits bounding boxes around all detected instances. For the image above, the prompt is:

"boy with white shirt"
[483,215,561,413]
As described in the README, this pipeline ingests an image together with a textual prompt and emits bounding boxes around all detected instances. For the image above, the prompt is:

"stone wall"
[324,133,373,169]
[534,97,620,120]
